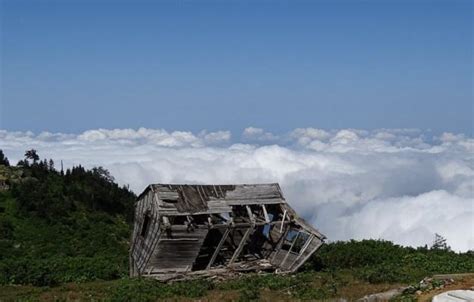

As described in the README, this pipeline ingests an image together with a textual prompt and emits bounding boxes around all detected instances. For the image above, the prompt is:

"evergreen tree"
[17,159,29,167]
[24,149,40,164]
[0,150,10,166]
[432,233,450,251]
[49,159,55,171]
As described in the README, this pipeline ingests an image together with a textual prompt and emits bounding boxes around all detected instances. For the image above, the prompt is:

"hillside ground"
[0,271,407,301]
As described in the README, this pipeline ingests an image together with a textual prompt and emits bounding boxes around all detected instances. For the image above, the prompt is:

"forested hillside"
[0,149,136,285]
[0,149,472,301]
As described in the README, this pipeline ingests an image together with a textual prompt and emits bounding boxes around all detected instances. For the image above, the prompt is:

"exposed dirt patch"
[337,281,405,301]
[203,289,241,302]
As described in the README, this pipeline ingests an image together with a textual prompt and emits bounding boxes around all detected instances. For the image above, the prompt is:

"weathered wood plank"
[206,228,231,269]
[270,225,289,265]
[228,228,252,265]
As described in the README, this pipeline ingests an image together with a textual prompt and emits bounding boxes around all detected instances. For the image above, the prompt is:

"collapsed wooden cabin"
[130,183,326,280]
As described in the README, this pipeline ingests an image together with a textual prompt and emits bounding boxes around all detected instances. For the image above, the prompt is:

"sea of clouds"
[1,127,473,251]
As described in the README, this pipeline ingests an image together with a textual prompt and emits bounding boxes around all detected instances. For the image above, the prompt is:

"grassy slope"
[0,162,135,286]
[3,273,473,301]
[0,272,406,301]
[0,191,131,285]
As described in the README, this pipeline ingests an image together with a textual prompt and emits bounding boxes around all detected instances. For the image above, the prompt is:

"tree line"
[0,149,136,222]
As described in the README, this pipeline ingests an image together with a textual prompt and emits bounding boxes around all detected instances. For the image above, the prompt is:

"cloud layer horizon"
[1,127,473,252]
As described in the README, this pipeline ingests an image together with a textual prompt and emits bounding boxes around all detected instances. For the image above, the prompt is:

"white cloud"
[242,127,279,141]
[199,130,231,144]
[332,190,474,252]
[290,128,331,147]
[0,128,472,252]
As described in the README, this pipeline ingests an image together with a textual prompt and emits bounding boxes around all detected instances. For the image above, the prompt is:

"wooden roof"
[139,183,287,215]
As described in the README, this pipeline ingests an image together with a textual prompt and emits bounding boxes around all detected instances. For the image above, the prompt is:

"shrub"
[108,278,212,301]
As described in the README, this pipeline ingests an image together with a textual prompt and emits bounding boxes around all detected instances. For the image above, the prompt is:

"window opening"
[140,214,151,237]
[281,229,310,253]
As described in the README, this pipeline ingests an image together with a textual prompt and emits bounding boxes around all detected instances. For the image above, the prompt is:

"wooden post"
[246,205,255,223]
[280,210,287,233]
[262,204,270,223]
[129,254,134,276]
[206,228,231,269]
[228,228,252,265]
[271,224,290,263]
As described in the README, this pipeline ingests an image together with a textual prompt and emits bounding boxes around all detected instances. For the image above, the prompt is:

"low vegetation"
[0,149,135,286]
[310,239,474,284]
[0,149,472,301]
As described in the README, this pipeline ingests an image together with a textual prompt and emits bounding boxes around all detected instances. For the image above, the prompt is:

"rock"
[357,288,407,302]
[432,290,474,302]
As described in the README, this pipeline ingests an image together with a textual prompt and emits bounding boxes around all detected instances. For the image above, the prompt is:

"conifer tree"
[432,233,450,251]
[0,150,10,166]
[24,149,40,164]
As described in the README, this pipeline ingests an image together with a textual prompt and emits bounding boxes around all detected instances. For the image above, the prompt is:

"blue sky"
[1,0,472,135]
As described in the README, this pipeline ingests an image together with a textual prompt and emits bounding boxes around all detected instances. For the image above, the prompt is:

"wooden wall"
[130,189,162,276]
[145,225,208,274]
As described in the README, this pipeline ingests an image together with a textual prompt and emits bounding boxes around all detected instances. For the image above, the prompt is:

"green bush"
[217,272,339,300]
[356,264,411,284]
[310,239,409,270]
[108,278,212,301]
[309,239,474,284]
[0,256,127,286]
